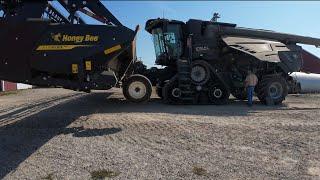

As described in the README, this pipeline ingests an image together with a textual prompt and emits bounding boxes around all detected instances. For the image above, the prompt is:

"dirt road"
[0,88,319,179]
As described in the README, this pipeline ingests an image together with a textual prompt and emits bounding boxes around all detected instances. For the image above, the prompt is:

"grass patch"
[0,90,20,96]
[192,166,207,176]
[42,173,54,180]
[91,170,120,179]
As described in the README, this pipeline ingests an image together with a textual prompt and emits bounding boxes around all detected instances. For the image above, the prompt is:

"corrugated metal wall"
[3,81,17,91]
[1,80,33,91]
[301,50,320,74]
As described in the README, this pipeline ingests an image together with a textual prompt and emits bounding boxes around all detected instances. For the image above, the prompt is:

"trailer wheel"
[123,74,152,103]
[257,76,288,105]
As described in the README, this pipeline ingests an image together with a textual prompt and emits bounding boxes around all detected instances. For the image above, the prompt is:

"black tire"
[162,75,180,104]
[208,83,230,105]
[122,74,152,103]
[256,76,288,105]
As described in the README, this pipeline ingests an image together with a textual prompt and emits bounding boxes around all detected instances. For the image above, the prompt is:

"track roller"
[208,83,230,105]
[162,76,181,104]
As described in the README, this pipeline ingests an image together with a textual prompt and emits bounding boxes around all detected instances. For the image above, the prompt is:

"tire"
[257,75,288,105]
[122,74,152,103]
[208,83,230,105]
[162,75,180,104]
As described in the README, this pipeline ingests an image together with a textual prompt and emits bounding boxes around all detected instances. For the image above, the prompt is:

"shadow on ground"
[61,127,122,137]
[0,92,318,178]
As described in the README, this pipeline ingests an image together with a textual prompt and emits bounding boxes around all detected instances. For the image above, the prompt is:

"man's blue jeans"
[247,86,255,105]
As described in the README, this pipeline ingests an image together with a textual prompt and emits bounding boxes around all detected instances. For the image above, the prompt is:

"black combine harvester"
[0,0,152,103]
[145,15,320,104]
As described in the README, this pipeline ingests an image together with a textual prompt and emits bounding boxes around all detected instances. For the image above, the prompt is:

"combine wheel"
[162,76,181,104]
[191,60,211,85]
[257,76,288,105]
[123,74,152,103]
[208,83,230,105]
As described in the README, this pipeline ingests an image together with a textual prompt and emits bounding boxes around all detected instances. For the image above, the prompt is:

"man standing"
[244,70,258,106]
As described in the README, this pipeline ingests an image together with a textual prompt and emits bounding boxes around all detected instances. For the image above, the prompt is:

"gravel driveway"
[0,88,319,179]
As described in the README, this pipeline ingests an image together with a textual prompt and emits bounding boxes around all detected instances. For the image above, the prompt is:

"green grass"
[0,90,22,96]
[42,173,54,180]
[192,166,207,176]
[91,170,120,179]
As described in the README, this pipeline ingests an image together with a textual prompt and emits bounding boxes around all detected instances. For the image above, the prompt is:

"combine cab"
[145,17,320,105]
[0,0,152,102]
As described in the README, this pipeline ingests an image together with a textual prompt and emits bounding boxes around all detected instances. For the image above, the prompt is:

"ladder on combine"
[176,35,195,104]
[176,59,194,104]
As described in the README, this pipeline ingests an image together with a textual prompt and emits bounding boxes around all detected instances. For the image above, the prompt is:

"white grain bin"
[17,83,32,90]
[290,72,320,93]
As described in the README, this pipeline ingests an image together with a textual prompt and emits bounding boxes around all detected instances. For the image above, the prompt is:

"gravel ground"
[0,88,319,179]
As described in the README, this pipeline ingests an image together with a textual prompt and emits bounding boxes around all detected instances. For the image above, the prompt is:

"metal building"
[0,80,32,92]
[301,50,320,73]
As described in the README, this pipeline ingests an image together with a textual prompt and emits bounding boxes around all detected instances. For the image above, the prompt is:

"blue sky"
[100,1,320,67]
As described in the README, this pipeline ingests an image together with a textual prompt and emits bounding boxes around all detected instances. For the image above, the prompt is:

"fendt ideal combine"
[1,1,320,105]
[0,0,152,103]
[144,15,320,104]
